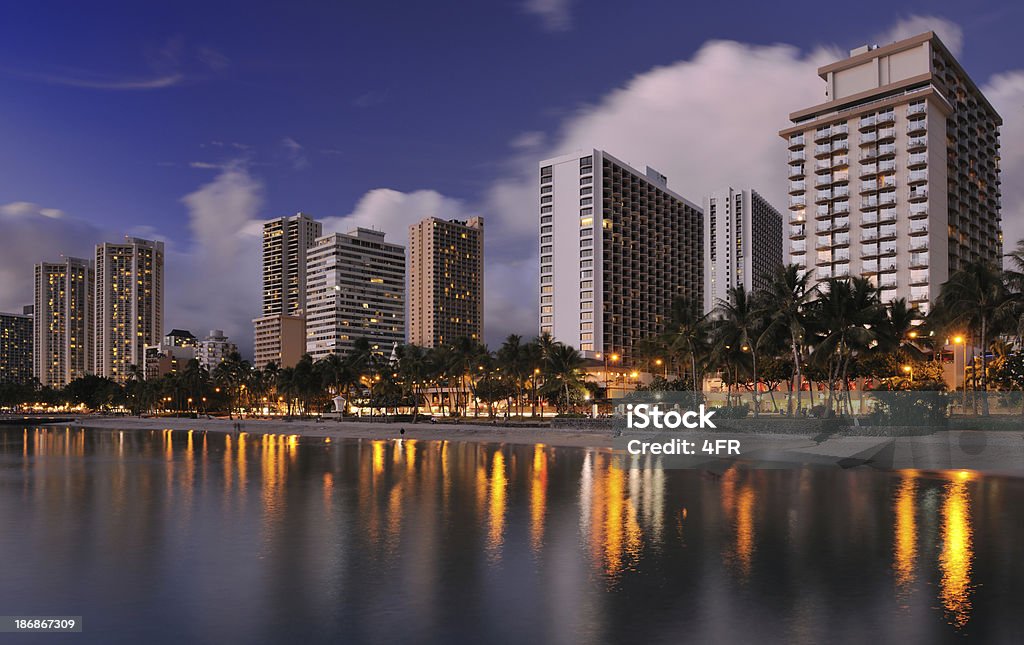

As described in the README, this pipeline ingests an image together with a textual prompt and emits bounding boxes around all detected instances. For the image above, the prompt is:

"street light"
[902,364,913,383]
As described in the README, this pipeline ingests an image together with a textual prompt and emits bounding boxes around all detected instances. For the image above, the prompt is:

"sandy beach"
[45,415,615,449]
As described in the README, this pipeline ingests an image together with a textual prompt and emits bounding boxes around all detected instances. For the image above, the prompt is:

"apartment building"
[254,213,323,368]
[407,216,484,347]
[539,149,703,366]
[305,228,406,361]
[703,188,783,314]
[0,311,33,385]
[781,31,1002,313]
[33,257,94,387]
[94,237,164,382]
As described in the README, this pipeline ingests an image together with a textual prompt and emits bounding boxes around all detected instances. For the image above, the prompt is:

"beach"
[44,415,615,449]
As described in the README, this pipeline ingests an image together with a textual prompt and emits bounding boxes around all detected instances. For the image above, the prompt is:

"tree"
[713,286,772,416]
[932,262,1019,415]
[764,264,816,414]
[542,343,587,415]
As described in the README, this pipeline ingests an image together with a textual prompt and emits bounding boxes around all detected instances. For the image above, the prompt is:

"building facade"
[94,237,165,382]
[539,149,703,366]
[781,31,1002,314]
[262,213,323,317]
[33,257,94,388]
[198,329,237,370]
[253,314,305,369]
[407,216,484,347]
[0,312,33,385]
[254,213,322,369]
[305,228,406,361]
[703,188,784,314]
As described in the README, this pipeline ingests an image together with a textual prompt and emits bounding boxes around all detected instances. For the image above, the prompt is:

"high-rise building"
[539,149,703,366]
[254,213,322,369]
[780,31,1002,314]
[94,237,165,382]
[0,311,33,385]
[33,257,93,388]
[198,329,238,370]
[703,188,783,313]
[305,228,405,361]
[407,216,484,347]
[262,213,323,317]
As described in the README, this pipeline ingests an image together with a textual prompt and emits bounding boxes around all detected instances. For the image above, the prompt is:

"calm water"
[1,427,1022,644]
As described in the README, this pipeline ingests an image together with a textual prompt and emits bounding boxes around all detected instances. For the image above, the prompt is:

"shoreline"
[41,415,615,449]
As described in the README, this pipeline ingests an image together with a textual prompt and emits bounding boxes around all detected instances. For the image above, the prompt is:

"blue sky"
[1,1,1022,356]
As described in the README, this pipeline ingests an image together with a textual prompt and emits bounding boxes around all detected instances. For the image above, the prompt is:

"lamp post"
[902,364,913,384]
[953,335,967,413]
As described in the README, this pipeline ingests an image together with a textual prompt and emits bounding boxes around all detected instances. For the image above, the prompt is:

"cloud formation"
[523,0,574,32]
[281,137,309,170]
[874,15,964,56]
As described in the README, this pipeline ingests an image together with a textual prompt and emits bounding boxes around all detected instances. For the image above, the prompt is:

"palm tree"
[497,334,528,416]
[933,262,1019,415]
[713,286,771,416]
[764,264,816,414]
[807,277,885,414]
[664,296,710,401]
[543,343,586,414]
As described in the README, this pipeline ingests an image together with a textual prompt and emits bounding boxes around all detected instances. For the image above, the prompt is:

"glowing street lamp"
[902,364,913,383]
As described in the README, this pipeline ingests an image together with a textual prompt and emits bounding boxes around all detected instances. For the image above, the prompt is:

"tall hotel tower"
[253,213,322,368]
[539,149,702,366]
[33,257,94,387]
[94,238,164,382]
[305,228,406,361]
[781,32,1002,313]
[0,311,33,385]
[703,188,783,314]
[407,216,484,347]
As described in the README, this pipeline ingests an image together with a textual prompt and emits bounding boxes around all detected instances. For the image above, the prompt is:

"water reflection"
[939,471,975,630]
[0,428,1017,643]
[893,471,918,604]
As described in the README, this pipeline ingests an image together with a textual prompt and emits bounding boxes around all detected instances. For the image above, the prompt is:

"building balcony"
[908,170,928,184]
[907,103,927,117]
[833,201,850,215]
[907,120,927,135]
[908,153,927,168]
[789,181,806,194]
[832,139,849,152]
[860,163,878,177]
[814,145,832,158]
[789,197,807,209]
[860,148,880,162]
[788,135,805,149]
[815,175,832,188]
[789,150,806,163]
[908,188,929,202]
[907,136,928,151]
[789,228,806,240]
[878,277,898,289]
[877,112,896,125]
[909,239,928,253]
[879,192,897,206]
[861,212,879,226]
[878,227,897,241]
[909,203,928,219]
[832,155,849,168]
[859,115,877,130]
[789,165,805,179]
[878,207,897,224]
[909,224,929,236]
[860,131,877,145]
[909,274,929,287]
[910,290,930,302]
[878,160,897,174]
[790,242,807,254]
[788,211,806,224]
[910,253,929,268]
[876,128,896,142]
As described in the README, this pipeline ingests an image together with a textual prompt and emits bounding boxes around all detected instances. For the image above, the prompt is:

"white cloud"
[523,0,574,32]
[169,162,265,353]
[281,137,309,170]
[874,15,963,56]
[509,130,546,150]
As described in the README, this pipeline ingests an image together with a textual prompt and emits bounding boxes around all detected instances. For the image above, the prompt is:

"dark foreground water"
[0,427,1022,644]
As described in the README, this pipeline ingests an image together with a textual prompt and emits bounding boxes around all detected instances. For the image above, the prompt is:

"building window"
[541,205,552,213]
[541,235,552,244]
[541,215,552,224]
[541,195,553,204]
[580,228,593,237]
[580,197,592,206]
[580,176,592,185]
[541,225,552,234]
[541,185,553,194]
[580,186,592,195]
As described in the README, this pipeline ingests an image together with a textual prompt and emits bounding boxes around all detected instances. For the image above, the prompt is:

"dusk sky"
[1,1,1022,358]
